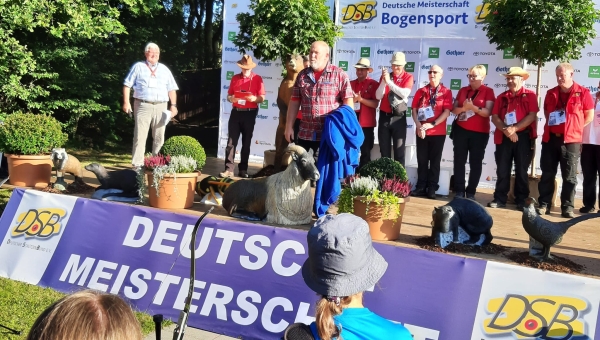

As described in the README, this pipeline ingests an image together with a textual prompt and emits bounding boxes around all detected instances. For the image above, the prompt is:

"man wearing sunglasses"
[488,67,538,211]
[410,65,453,199]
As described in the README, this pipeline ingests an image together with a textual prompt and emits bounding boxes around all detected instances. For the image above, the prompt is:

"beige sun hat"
[354,58,374,72]
[390,52,407,66]
[501,66,529,81]
[236,55,257,70]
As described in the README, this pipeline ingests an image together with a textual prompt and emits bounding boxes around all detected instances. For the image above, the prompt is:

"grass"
[0,277,171,338]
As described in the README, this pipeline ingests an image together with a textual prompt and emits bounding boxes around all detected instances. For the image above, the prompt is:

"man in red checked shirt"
[537,63,594,218]
[488,67,538,211]
[350,57,380,170]
[220,55,266,179]
[376,52,415,167]
[284,41,354,155]
[410,65,452,199]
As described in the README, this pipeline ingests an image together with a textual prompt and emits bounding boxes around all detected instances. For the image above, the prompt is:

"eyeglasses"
[466,74,478,79]
[428,71,439,74]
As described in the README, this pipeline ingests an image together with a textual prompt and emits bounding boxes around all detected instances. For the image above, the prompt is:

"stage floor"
[5,156,599,279]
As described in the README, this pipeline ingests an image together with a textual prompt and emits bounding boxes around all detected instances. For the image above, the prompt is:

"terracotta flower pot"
[6,154,53,188]
[147,172,199,209]
[352,196,409,241]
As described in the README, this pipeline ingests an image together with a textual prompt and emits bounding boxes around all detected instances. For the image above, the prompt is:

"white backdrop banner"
[219,0,600,196]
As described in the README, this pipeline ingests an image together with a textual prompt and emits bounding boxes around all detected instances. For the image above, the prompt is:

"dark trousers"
[359,127,375,169]
[378,113,407,167]
[297,138,321,161]
[538,134,580,212]
[581,144,600,208]
[0,153,7,177]
[224,108,258,172]
[452,124,489,195]
[494,132,531,205]
[293,118,301,144]
[416,135,446,190]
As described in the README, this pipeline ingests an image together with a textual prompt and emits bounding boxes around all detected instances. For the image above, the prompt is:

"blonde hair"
[314,293,362,340]
[556,62,574,72]
[469,64,487,77]
[27,290,143,340]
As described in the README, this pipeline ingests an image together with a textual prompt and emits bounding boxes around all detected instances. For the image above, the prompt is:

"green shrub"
[0,113,68,155]
[161,136,206,170]
[358,157,408,182]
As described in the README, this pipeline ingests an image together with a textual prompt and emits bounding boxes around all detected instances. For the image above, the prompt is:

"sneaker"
[466,193,475,200]
[579,206,596,213]
[535,205,550,216]
[219,170,234,178]
[411,187,427,197]
[238,170,249,178]
[454,191,465,198]
[561,210,575,218]
[487,200,506,208]
[427,187,437,199]
[516,203,524,211]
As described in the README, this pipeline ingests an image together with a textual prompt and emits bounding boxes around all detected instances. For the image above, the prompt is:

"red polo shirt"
[350,77,379,128]
[454,85,496,133]
[228,72,266,109]
[491,87,539,145]
[411,84,453,136]
[543,82,594,143]
[379,71,414,113]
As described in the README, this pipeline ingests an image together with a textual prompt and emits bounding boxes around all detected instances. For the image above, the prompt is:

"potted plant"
[144,154,199,209]
[337,157,412,241]
[160,135,206,172]
[0,113,68,187]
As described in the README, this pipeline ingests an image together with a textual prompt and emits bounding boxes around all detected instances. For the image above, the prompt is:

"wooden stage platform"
[8,156,600,279]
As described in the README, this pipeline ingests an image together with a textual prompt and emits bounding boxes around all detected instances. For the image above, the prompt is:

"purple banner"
[0,189,487,339]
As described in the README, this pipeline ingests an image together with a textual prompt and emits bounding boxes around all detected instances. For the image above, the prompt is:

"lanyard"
[239,74,253,93]
[467,89,479,101]
[146,62,158,78]
[428,84,440,108]
[557,91,570,111]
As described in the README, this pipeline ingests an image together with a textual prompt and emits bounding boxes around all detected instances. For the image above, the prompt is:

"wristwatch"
[477,106,482,112]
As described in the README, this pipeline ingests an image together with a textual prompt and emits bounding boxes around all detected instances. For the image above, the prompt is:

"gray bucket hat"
[301,214,388,297]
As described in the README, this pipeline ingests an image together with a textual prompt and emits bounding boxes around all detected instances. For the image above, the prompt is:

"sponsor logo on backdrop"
[503,48,515,59]
[446,125,452,135]
[494,83,508,89]
[474,3,490,24]
[273,116,278,120]
[525,68,548,73]
[496,66,510,73]
[224,47,239,52]
[473,51,496,57]
[336,49,356,54]
[228,32,236,41]
[446,50,465,56]
[481,64,489,73]
[12,208,67,238]
[258,62,272,67]
[588,66,600,78]
[406,108,412,117]
[406,124,413,129]
[275,62,282,67]
[481,294,591,338]
[341,1,377,24]
[403,50,421,54]
[381,10,469,28]
[377,49,394,55]
[272,102,278,107]
[587,86,600,92]
[405,62,415,72]
[450,79,461,90]
[421,64,432,70]
[255,140,272,145]
[361,47,371,57]
[428,47,440,58]
[223,85,230,89]
[226,71,234,80]
[223,60,237,64]
[339,61,349,71]
[257,114,269,120]
[587,52,600,57]
[524,84,548,89]
[447,66,468,72]
[259,100,269,109]
[231,3,237,8]
[262,76,273,80]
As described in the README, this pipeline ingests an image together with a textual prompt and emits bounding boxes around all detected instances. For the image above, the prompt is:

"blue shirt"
[123,61,179,102]
[309,308,412,340]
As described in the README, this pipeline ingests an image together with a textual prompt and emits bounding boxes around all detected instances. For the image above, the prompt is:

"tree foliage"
[233,0,341,62]
[481,0,598,67]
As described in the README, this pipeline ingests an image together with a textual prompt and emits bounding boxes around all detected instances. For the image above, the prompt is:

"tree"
[480,0,599,175]
[233,0,341,63]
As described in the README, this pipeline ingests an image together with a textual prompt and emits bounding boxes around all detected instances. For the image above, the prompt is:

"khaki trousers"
[132,100,168,166]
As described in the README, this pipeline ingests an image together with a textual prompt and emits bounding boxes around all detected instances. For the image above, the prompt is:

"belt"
[233,107,258,111]
[382,110,406,117]
[135,99,168,105]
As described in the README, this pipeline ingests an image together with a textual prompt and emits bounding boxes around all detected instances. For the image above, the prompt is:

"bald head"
[309,41,330,72]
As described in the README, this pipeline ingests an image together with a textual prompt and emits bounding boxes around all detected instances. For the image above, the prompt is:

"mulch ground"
[38,181,96,195]
[505,251,586,274]
[415,236,510,255]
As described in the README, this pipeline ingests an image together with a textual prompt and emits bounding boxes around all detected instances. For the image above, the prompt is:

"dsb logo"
[341,1,377,24]
[12,208,67,238]
[482,294,588,339]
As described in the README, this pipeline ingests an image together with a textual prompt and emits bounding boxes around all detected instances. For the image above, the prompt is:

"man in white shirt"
[580,87,600,213]
[123,43,179,168]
